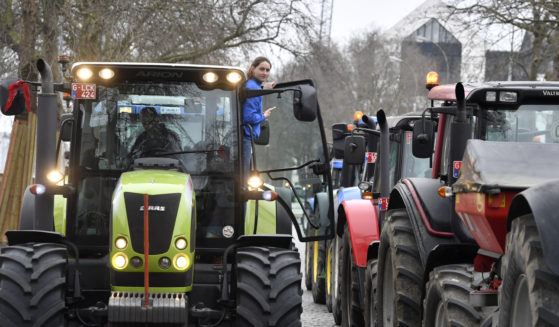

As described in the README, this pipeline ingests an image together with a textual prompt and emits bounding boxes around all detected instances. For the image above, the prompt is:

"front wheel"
[330,234,343,325]
[499,214,559,327]
[341,225,364,326]
[235,246,302,326]
[376,209,423,327]
[364,259,378,327]
[311,240,326,304]
[0,243,67,327]
[423,264,485,327]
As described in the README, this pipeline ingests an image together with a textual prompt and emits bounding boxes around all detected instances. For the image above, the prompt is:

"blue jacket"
[242,78,265,138]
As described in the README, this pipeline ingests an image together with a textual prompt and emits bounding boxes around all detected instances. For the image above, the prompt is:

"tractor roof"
[428,81,559,102]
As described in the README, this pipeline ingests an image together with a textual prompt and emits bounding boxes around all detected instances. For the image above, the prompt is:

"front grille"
[124,192,181,254]
[112,270,192,287]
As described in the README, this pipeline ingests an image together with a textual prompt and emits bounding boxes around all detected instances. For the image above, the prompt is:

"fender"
[389,179,462,267]
[339,199,379,267]
[335,186,362,236]
[507,180,559,275]
[314,192,331,234]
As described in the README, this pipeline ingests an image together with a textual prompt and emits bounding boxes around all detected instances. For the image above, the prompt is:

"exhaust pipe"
[34,59,57,231]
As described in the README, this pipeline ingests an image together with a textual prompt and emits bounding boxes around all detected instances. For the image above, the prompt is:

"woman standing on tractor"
[242,56,276,181]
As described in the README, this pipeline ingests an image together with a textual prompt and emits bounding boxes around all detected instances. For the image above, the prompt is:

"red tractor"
[373,80,559,326]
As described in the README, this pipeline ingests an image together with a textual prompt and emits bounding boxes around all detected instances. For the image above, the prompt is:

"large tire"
[325,239,333,312]
[304,241,313,291]
[341,225,364,326]
[423,264,485,326]
[0,243,67,327]
[498,214,559,327]
[376,209,423,327]
[330,234,343,325]
[364,259,378,327]
[236,246,302,326]
[311,240,326,304]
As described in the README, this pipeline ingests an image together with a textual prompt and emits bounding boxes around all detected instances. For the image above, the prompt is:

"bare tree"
[448,0,559,80]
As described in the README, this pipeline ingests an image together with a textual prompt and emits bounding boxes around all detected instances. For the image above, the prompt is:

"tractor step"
[108,291,188,323]
[470,289,498,307]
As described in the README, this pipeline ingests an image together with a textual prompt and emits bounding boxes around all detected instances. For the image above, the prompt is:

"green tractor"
[0,59,334,326]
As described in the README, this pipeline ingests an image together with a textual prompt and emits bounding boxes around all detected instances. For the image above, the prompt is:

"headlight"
[47,170,64,183]
[175,237,187,250]
[173,254,190,270]
[115,237,127,249]
[499,91,517,103]
[76,67,93,81]
[130,257,143,268]
[247,175,263,188]
[358,181,371,191]
[159,257,171,270]
[112,253,128,270]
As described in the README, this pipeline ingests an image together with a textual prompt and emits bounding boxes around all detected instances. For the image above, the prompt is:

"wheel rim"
[369,274,375,324]
[511,274,532,327]
[334,237,339,299]
[327,246,332,295]
[313,240,319,283]
[435,300,446,327]
[382,250,394,326]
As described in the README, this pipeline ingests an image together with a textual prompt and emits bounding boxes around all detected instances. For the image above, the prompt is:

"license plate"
[72,83,96,99]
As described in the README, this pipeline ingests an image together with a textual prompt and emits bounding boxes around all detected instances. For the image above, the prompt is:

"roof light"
[226,71,242,84]
[98,68,115,80]
[347,124,355,132]
[499,91,517,103]
[262,190,278,201]
[47,170,64,183]
[354,111,363,121]
[247,175,263,188]
[426,72,439,90]
[203,72,218,83]
[76,67,93,81]
[30,184,46,195]
[486,91,497,102]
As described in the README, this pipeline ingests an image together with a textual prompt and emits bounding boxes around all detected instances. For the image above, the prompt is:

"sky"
[330,0,428,44]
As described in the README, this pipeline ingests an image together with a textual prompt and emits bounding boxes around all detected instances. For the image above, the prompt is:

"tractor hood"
[453,140,559,193]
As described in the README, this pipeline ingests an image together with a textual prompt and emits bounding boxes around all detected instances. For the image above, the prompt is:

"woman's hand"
[262,81,276,89]
[263,106,276,119]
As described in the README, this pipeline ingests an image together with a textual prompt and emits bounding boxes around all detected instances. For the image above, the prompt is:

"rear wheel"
[341,225,364,326]
[499,214,559,327]
[423,264,484,327]
[236,246,302,326]
[330,234,343,325]
[376,209,423,327]
[364,259,378,327]
[0,243,67,327]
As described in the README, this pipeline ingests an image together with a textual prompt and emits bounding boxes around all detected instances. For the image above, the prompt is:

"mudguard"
[339,199,379,267]
[507,180,559,276]
[334,186,362,236]
[388,179,474,269]
[314,192,331,234]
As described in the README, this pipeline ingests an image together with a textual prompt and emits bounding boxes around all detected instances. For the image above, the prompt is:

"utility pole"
[319,0,334,46]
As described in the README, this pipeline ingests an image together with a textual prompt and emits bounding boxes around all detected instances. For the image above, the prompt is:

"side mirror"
[59,114,73,142]
[293,84,317,122]
[0,78,28,116]
[412,118,434,158]
[332,123,348,159]
[254,119,270,145]
[343,135,366,164]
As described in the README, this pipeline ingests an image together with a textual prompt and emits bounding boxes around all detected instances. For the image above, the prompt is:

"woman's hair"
[247,56,271,79]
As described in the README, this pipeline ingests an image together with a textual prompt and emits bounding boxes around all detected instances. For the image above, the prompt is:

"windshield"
[401,131,432,179]
[481,104,559,143]
[255,89,330,241]
[73,82,238,249]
